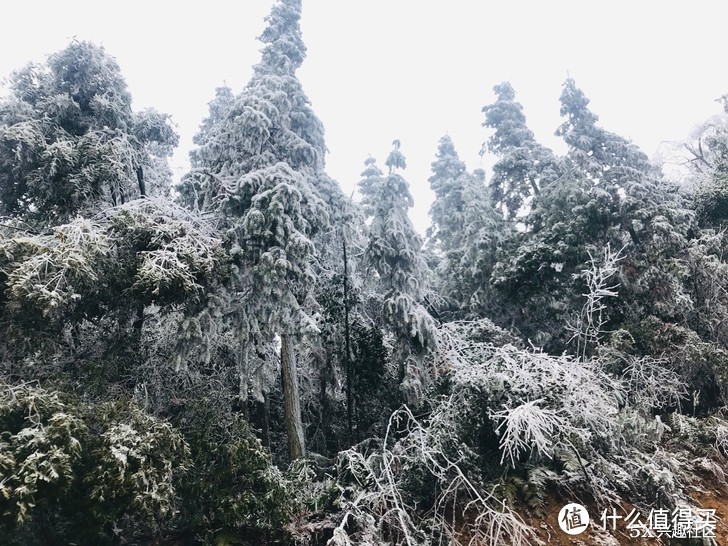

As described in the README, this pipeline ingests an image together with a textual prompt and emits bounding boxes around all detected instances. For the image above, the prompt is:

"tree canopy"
[2,3,728,546]
[0,41,178,227]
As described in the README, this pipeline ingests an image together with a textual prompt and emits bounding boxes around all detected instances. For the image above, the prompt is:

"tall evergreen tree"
[492,78,696,349]
[427,135,468,251]
[482,82,559,220]
[359,144,435,404]
[551,78,655,244]
[427,136,504,319]
[180,0,349,460]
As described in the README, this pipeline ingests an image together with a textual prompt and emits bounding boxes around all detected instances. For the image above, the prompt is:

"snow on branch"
[490,400,565,468]
[567,244,624,358]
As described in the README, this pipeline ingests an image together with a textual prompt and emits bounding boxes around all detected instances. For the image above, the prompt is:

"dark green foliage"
[0,27,289,544]
[0,383,84,529]
[630,318,728,412]
[694,180,728,227]
[174,399,287,544]
[305,269,394,454]
[350,319,397,438]
[398,457,440,508]
[82,401,190,534]
[497,466,552,518]
[0,383,188,545]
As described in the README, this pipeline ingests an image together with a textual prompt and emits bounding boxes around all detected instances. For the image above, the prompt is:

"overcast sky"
[2,1,727,233]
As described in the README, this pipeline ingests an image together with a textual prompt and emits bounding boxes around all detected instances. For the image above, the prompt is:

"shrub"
[0,382,189,544]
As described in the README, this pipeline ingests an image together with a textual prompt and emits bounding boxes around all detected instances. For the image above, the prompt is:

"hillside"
[1,1,727,545]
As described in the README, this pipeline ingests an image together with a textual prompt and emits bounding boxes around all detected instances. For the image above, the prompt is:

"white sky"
[2,1,727,233]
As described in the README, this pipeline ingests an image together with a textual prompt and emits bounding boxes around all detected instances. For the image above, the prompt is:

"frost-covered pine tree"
[181,0,352,460]
[551,78,649,241]
[427,136,505,318]
[492,78,697,349]
[551,78,695,245]
[359,144,436,404]
[482,82,559,221]
[427,135,468,251]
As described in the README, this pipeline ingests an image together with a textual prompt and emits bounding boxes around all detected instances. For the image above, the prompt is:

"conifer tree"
[359,144,435,404]
[427,136,504,319]
[552,78,655,243]
[0,41,178,227]
[493,78,696,348]
[181,0,350,460]
[427,135,468,251]
[482,82,559,220]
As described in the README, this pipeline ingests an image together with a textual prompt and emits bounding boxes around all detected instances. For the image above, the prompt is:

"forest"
[1,1,728,545]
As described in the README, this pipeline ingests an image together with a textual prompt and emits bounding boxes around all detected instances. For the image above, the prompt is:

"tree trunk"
[343,240,353,442]
[621,215,641,246]
[529,175,541,197]
[128,304,146,370]
[132,303,145,345]
[263,393,271,450]
[252,396,271,450]
[136,165,146,197]
[281,334,305,460]
[319,356,330,453]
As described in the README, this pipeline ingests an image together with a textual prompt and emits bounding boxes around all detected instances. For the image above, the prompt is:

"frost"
[490,400,564,467]
[567,244,623,358]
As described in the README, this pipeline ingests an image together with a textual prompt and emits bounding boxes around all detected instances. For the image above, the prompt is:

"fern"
[523,467,555,518]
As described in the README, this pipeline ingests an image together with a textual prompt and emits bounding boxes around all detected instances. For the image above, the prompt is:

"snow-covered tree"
[0,40,178,227]
[482,82,559,220]
[555,79,696,314]
[681,98,728,228]
[427,136,504,319]
[0,382,190,543]
[359,144,436,404]
[0,199,226,359]
[489,79,698,349]
[427,135,468,251]
[180,0,353,460]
